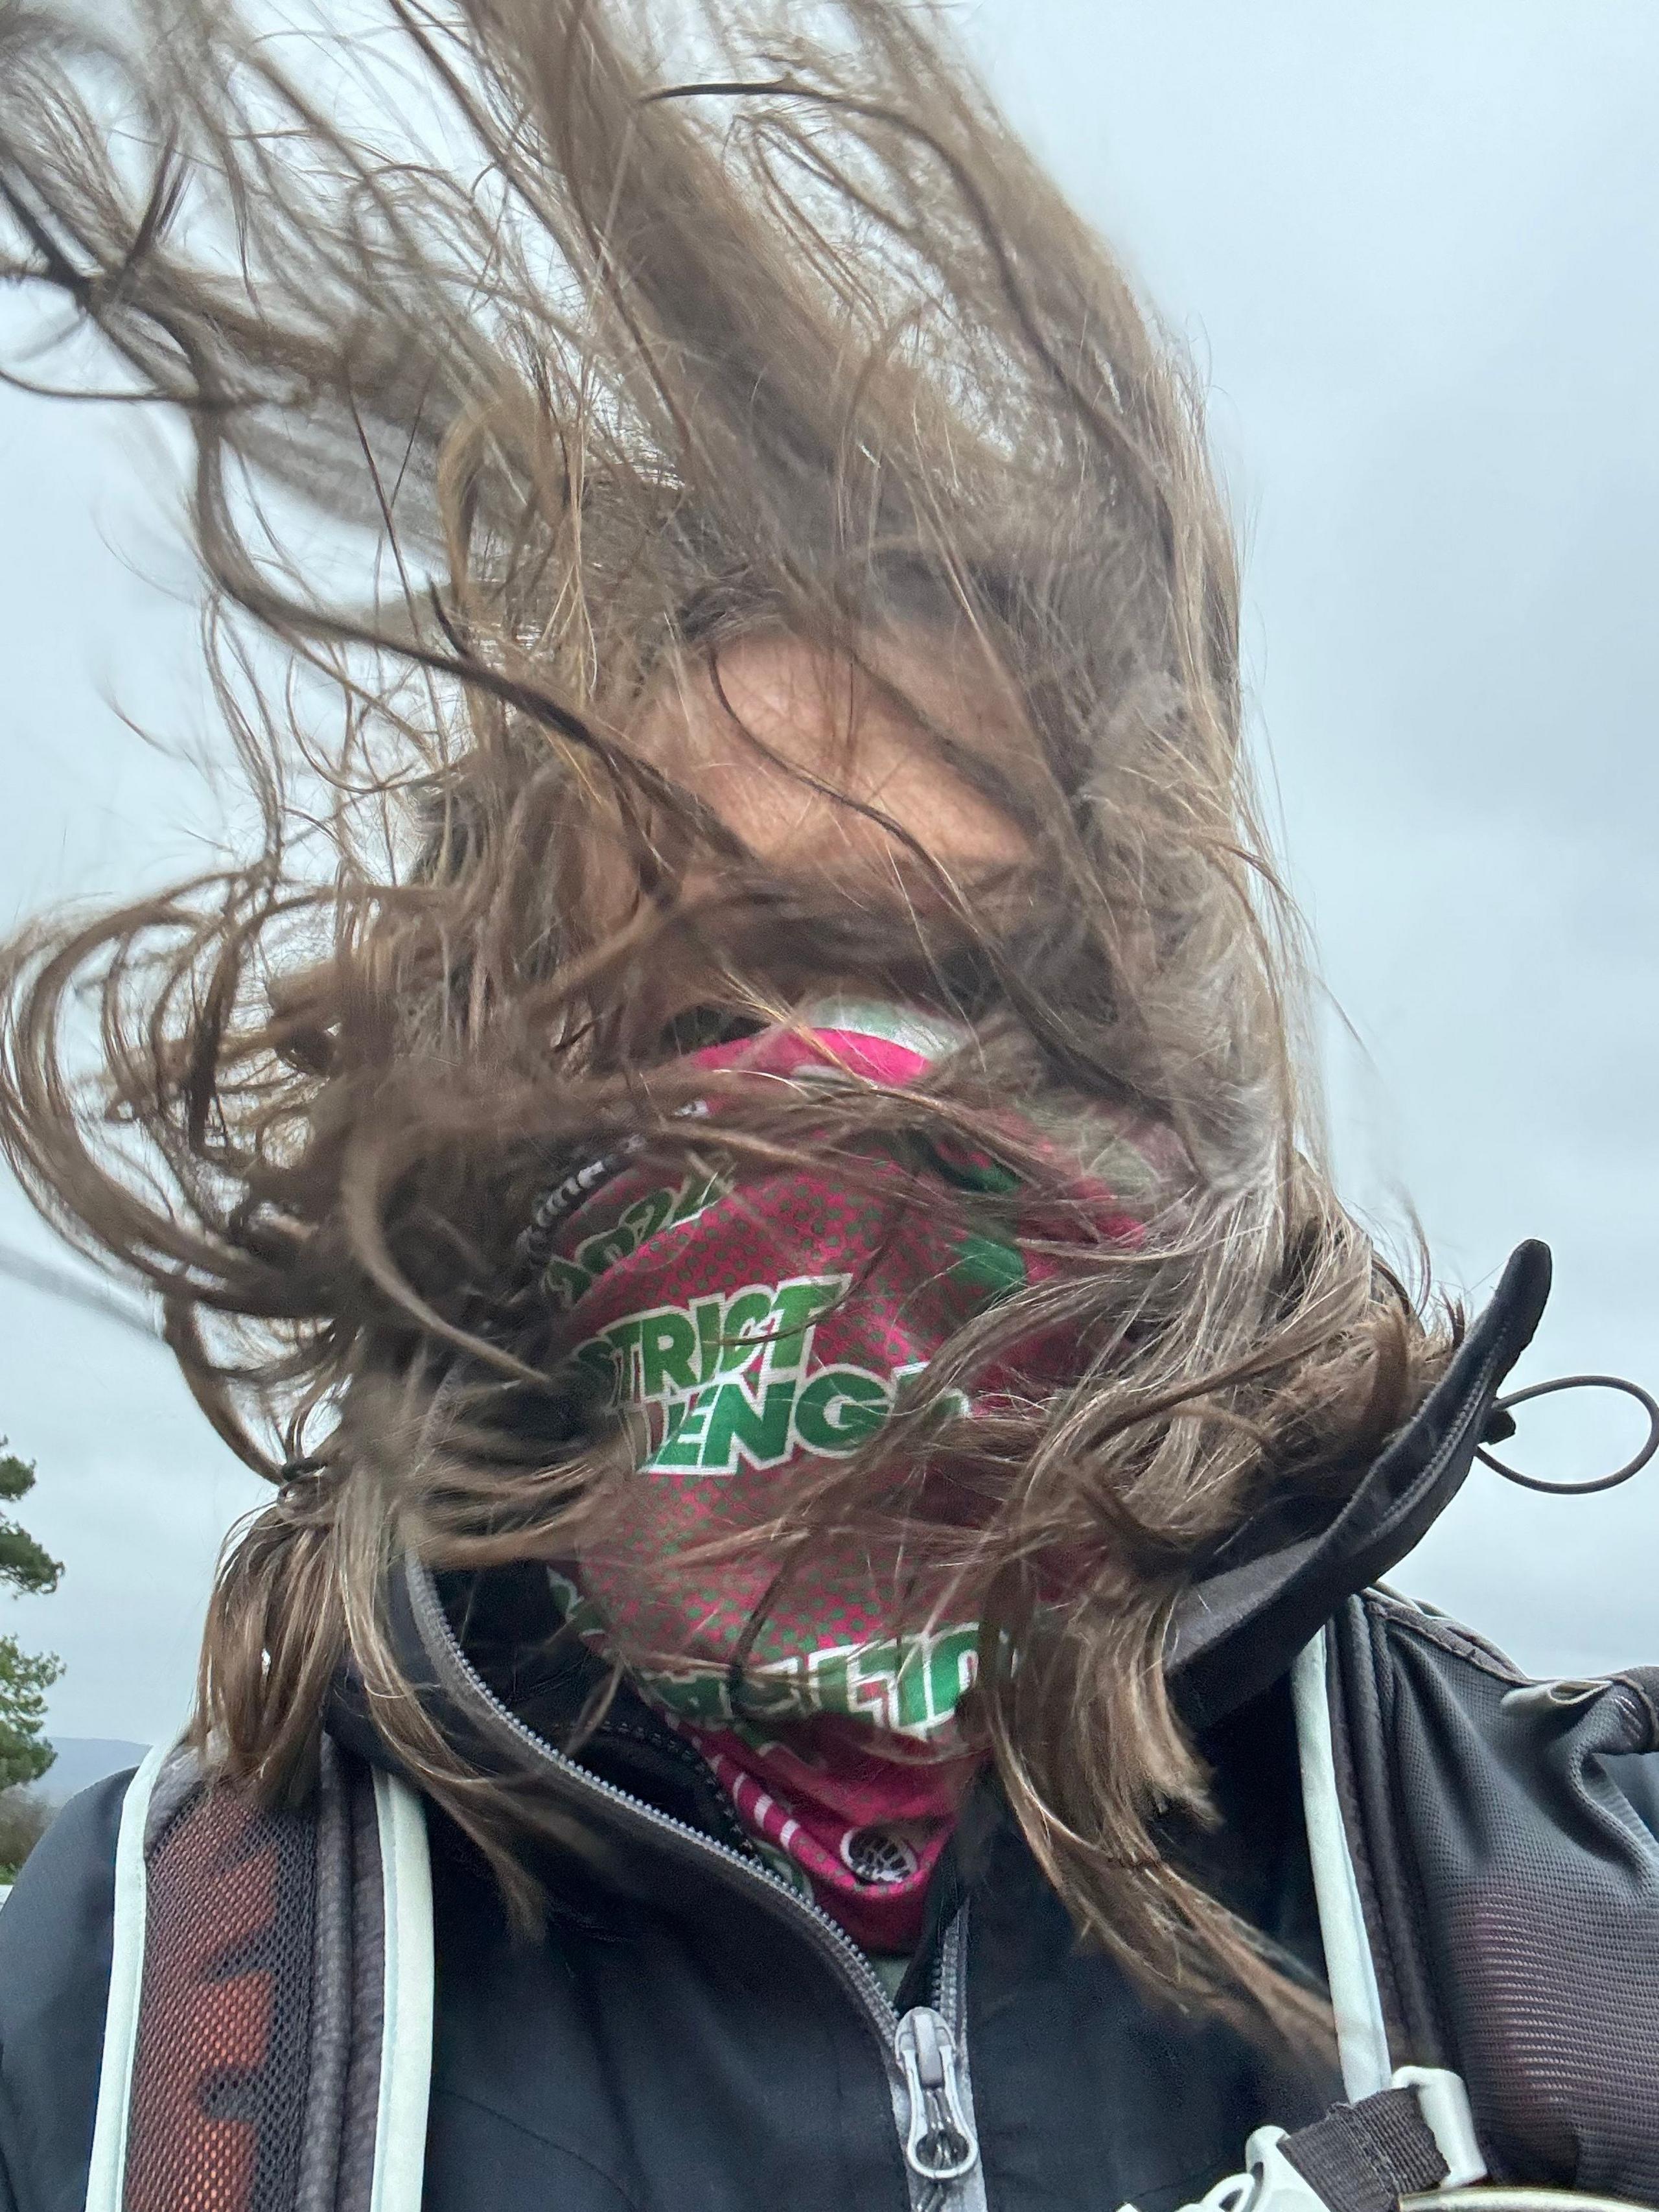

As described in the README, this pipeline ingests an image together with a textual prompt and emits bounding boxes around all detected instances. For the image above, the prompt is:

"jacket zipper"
[903,1911,986,2212]
[404,1559,982,2211]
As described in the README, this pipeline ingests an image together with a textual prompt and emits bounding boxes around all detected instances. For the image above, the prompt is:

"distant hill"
[39,1738,149,1802]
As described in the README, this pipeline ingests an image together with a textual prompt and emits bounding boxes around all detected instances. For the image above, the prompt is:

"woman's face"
[612,626,1035,1044]
[631,627,1033,887]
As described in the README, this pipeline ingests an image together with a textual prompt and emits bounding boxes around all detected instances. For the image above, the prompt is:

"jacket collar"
[1167,1239,1551,1727]
[337,1240,1553,1790]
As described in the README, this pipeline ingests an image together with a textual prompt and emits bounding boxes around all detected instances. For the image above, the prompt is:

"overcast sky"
[1,0,1656,1744]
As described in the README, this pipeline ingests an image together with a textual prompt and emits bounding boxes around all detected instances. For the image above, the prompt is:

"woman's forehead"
[629,628,1034,876]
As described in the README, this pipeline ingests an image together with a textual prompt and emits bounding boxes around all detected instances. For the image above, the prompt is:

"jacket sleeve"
[0,1773,130,2212]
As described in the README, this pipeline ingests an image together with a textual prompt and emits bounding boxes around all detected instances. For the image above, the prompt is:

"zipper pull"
[895,2005,979,2187]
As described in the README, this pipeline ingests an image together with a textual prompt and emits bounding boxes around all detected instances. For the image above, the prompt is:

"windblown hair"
[0,0,1446,2038]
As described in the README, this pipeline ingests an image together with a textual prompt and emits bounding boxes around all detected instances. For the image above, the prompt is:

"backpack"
[86,1736,432,2212]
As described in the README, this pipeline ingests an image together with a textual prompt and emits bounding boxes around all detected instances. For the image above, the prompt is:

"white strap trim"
[1292,1630,1393,2099]
[368,1769,435,2212]
[85,1740,173,2212]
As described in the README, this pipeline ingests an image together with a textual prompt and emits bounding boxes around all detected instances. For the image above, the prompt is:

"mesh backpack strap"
[124,1750,321,2212]
[86,1736,430,2212]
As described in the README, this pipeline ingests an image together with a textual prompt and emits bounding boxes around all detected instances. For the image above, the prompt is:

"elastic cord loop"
[1476,1375,1659,1495]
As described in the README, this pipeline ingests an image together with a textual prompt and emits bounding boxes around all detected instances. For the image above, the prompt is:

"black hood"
[334,1239,1553,1789]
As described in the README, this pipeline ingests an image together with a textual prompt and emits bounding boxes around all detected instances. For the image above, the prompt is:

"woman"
[1,6,1654,2211]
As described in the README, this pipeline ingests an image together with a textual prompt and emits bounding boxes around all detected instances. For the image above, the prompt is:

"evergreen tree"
[0,1445,62,1795]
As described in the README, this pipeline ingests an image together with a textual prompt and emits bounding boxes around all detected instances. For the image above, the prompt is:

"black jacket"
[10,1240,1655,2212]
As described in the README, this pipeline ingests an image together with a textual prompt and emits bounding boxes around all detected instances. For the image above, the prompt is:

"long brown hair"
[0,0,1443,2036]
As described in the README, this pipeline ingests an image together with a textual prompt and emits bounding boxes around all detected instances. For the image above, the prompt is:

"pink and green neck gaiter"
[522,999,1155,1951]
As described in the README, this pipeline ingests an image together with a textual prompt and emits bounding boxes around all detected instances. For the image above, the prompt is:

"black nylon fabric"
[419,1676,1337,2212]
[1330,1590,1659,2202]
[0,1774,129,2212]
[6,1242,1641,2212]
[0,1688,1336,2212]
[1280,2089,1448,2212]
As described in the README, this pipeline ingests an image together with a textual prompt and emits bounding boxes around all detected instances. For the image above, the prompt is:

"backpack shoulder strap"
[1123,1630,1484,2212]
[367,1765,435,2212]
[86,1736,432,2212]
[1325,1585,1659,2200]
[1290,1629,1393,2102]
[86,1740,172,2212]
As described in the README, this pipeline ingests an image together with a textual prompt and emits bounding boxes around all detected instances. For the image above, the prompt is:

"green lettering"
[835,1631,977,1734]
[669,1167,726,1226]
[839,1638,901,1727]
[620,1184,675,1244]
[715,1288,773,1375]
[808,1647,855,1717]
[894,1642,937,1732]
[602,1316,645,1399]
[636,1664,737,1725]
[918,1137,1020,1196]
[693,1296,726,1387]
[926,1629,979,1724]
[539,1255,593,1311]
[571,1336,621,1399]
[793,1368,890,1454]
[765,1275,847,1375]
[892,1361,972,1426]
[949,1231,1026,1307]
[640,1309,698,1399]
[647,1388,713,1470]
[576,1223,640,1280]
[701,1377,798,1472]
